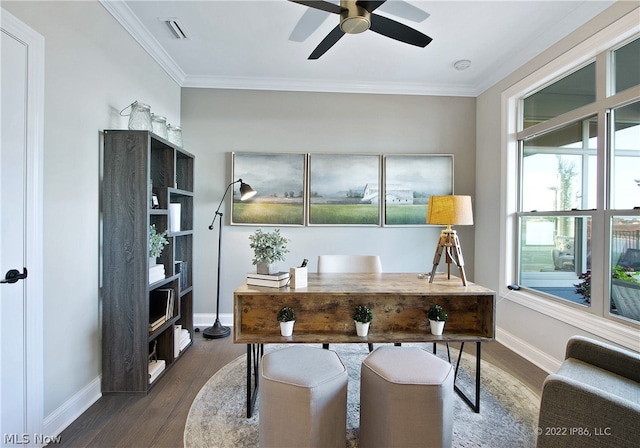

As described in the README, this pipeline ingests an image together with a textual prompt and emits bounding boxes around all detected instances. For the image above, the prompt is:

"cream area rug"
[184,343,541,448]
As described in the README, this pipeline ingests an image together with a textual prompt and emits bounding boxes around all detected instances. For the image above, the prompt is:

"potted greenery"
[427,304,448,335]
[574,270,591,304]
[352,304,373,337]
[149,224,169,264]
[249,229,290,275]
[277,306,296,336]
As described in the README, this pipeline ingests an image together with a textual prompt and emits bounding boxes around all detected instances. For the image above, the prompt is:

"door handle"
[1,267,28,284]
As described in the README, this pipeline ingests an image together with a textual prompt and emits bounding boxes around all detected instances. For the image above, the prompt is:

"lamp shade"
[239,180,256,201]
[427,195,473,226]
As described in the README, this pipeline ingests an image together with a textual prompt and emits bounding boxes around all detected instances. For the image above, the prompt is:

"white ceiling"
[101,0,616,96]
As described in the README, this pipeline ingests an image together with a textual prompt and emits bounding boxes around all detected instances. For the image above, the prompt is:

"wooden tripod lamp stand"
[427,195,473,286]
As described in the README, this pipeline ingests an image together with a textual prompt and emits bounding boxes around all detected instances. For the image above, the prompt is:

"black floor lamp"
[203,179,256,339]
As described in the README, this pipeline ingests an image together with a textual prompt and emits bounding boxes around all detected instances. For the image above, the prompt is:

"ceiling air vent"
[162,17,188,39]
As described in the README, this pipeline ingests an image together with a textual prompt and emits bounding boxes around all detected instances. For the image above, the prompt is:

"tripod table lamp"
[427,195,473,286]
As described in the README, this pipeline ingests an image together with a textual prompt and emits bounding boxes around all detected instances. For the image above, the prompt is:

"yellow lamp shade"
[427,195,473,226]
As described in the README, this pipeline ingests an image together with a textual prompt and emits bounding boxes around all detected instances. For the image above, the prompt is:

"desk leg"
[451,341,481,413]
[246,343,263,418]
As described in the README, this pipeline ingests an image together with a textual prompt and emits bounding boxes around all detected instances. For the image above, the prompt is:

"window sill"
[499,287,640,352]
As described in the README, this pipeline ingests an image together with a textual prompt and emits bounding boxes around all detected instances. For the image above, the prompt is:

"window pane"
[518,215,591,305]
[610,216,640,322]
[611,102,640,210]
[521,119,597,211]
[613,37,640,94]
[523,63,595,129]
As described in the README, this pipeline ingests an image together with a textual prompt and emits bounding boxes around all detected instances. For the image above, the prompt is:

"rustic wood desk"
[233,272,496,417]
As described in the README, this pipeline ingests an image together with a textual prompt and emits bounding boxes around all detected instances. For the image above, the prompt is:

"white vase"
[355,321,370,337]
[149,257,157,267]
[257,261,278,275]
[430,320,445,336]
[280,320,295,337]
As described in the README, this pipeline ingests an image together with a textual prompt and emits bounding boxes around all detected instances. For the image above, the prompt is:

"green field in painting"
[310,204,379,225]
[385,205,427,225]
[233,203,303,225]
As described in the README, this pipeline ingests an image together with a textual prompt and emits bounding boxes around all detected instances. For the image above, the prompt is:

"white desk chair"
[317,254,382,274]
[317,255,382,352]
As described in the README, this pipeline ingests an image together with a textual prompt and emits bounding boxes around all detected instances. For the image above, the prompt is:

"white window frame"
[499,11,640,351]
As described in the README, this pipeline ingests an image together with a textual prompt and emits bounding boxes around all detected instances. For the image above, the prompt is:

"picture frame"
[308,154,381,226]
[231,152,306,226]
[383,154,454,226]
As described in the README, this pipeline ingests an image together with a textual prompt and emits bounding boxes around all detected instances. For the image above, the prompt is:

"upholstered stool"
[259,346,348,448]
[359,346,454,448]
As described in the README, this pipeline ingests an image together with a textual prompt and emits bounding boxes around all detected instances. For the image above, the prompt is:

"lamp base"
[202,319,231,339]
[428,228,467,286]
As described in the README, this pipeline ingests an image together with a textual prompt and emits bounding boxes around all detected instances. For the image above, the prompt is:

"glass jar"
[121,101,152,131]
[151,114,168,139]
[167,125,183,148]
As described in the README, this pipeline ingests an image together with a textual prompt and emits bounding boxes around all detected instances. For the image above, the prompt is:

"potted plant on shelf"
[249,229,290,275]
[352,304,373,337]
[427,304,448,335]
[277,306,296,337]
[149,224,169,265]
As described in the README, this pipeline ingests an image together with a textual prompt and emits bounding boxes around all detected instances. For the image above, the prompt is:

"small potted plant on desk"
[249,228,290,275]
[352,305,373,337]
[427,304,448,336]
[277,306,296,337]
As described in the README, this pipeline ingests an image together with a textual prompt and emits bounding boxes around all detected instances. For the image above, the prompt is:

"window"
[613,37,640,94]
[522,63,595,129]
[515,36,640,324]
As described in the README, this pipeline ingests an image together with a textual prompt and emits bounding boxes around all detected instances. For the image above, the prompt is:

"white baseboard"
[496,327,561,374]
[43,375,101,437]
[194,312,234,331]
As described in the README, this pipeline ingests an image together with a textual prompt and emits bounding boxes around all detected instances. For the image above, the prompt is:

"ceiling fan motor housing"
[340,1,371,34]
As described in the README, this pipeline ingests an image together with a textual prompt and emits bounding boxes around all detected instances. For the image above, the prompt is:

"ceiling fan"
[288,0,433,60]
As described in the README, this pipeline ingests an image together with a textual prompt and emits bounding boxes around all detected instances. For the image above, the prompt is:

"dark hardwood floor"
[52,331,548,447]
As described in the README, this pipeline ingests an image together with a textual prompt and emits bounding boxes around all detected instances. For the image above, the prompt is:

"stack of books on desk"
[149,264,165,284]
[246,271,290,288]
[148,359,165,384]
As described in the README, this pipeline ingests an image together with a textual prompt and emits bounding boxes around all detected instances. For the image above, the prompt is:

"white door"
[1,9,44,446]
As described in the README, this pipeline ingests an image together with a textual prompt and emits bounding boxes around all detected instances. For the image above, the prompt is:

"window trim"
[499,10,640,351]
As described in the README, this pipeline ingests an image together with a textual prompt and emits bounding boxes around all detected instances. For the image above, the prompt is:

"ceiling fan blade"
[309,25,345,59]
[289,7,331,42]
[288,0,344,15]
[369,14,432,47]
[378,1,430,23]
[356,1,386,13]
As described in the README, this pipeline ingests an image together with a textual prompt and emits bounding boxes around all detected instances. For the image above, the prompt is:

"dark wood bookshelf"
[102,130,194,394]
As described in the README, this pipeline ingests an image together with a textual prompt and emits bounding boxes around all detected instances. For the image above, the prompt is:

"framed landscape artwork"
[383,154,454,226]
[231,152,306,225]
[308,154,381,226]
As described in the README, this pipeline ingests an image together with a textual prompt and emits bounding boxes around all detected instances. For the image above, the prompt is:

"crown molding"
[181,74,479,97]
[99,0,186,85]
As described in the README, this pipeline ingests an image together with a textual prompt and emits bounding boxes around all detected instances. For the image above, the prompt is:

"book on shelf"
[148,359,166,384]
[176,261,189,290]
[173,325,192,357]
[149,288,173,332]
[149,264,165,284]
[246,276,290,288]
[247,271,290,281]
[149,315,166,332]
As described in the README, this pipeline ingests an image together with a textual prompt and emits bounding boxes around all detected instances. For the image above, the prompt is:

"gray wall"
[181,89,477,316]
[3,0,181,420]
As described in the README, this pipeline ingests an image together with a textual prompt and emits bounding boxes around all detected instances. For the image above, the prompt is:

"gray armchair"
[537,336,640,448]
